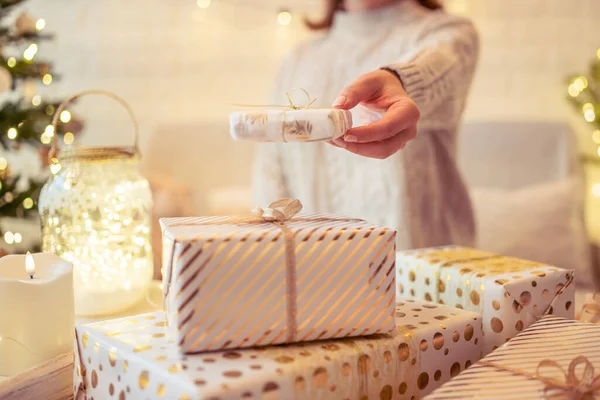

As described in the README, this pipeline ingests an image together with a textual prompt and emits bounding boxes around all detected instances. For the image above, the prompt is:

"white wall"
[25,0,600,213]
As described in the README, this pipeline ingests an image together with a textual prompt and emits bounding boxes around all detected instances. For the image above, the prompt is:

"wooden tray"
[0,353,73,400]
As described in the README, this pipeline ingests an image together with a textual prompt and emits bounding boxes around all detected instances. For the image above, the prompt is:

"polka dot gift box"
[159,199,397,354]
[397,246,575,356]
[73,299,483,400]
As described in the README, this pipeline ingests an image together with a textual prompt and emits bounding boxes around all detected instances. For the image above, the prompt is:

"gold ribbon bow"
[480,356,600,399]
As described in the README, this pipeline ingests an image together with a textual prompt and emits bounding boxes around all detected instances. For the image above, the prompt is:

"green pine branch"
[0,0,26,8]
[0,174,42,220]
[0,99,77,150]
[1,58,56,81]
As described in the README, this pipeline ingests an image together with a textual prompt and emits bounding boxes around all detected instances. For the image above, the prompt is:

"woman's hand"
[330,70,420,159]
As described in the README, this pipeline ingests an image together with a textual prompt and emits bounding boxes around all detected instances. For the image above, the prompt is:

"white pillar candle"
[0,252,74,377]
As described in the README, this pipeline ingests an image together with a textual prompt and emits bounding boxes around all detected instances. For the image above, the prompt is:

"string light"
[46,105,55,116]
[36,19,45,31]
[40,133,51,144]
[6,57,16,68]
[4,231,14,244]
[277,10,292,26]
[197,0,211,8]
[0,157,7,170]
[32,95,41,106]
[13,233,22,244]
[585,109,596,123]
[597,48,600,60]
[59,110,71,123]
[23,197,33,209]
[42,74,52,85]
[568,84,580,98]
[594,130,600,144]
[63,132,74,145]
[4,192,13,202]
[593,183,600,197]
[50,161,61,175]
[7,127,17,140]
[23,43,38,61]
[44,125,55,137]
[574,77,588,91]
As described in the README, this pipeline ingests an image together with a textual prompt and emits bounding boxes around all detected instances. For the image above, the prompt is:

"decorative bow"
[251,198,303,222]
[580,293,600,323]
[481,356,600,400]
[229,88,317,111]
[536,356,600,399]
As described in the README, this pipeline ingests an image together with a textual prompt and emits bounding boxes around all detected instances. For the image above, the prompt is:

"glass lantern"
[38,90,153,316]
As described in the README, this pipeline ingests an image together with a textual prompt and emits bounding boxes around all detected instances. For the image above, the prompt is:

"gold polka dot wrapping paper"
[397,246,575,356]
[425,316,600,399]
[159,213,396,354]
[73,299,483,399]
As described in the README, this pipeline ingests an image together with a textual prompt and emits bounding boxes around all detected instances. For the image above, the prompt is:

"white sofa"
[458,121,593,288]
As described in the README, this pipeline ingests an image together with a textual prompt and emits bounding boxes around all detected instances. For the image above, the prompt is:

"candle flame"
[25,251,35,278]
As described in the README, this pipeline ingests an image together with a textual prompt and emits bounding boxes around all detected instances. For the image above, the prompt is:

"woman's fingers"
[332,127,416,159]
[333,74,380,110]
[343,101,420,143]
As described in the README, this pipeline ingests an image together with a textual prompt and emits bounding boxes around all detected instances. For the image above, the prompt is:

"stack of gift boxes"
[73,199,599,400]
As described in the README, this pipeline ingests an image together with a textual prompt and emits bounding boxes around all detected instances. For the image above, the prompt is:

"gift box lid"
[159,213,386,243]
[74,299,483,400]
[425,316,600,399]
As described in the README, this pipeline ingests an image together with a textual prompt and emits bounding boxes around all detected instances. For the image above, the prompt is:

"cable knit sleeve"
[385,15,479,117]
[251,51,297,205]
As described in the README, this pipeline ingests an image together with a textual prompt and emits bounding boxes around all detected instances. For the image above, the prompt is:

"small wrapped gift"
[229,108,352,142]
[160,199,396,354]
[426,316,600,399]
[397,246,575,355]
[74,299,483,400]
[229,89,351,143]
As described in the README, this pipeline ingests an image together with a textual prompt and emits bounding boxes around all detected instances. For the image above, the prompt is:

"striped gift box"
[397,247,575,355]
[426,316,600,399]
[160,212,396,354]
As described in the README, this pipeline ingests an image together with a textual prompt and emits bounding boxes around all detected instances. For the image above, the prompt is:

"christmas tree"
[567,49,600,153]
[0,0,82,254]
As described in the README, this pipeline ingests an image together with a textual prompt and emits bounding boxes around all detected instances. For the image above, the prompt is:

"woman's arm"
[332,16,479,159]
[386,17,479,117]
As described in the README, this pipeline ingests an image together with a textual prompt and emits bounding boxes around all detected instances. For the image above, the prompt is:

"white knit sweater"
[253,0,479,250]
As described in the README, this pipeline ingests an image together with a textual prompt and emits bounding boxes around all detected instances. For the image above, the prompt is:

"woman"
[253,0,479,249]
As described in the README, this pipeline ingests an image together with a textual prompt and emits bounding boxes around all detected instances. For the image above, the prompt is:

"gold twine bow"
[229,88,317,111]
[480,356,600,399]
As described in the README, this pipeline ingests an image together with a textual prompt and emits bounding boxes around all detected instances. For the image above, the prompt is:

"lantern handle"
[50,90,139,160]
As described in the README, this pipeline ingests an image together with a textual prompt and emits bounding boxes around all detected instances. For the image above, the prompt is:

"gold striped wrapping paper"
[425,316,600,399]
[160,213,396,354]
[397,246,575,356]
[73,299,483,400]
